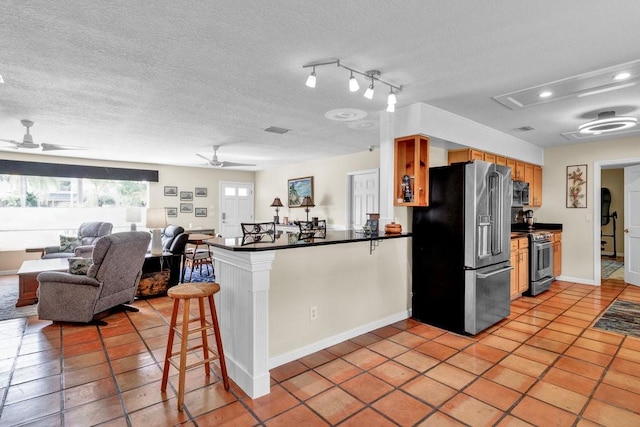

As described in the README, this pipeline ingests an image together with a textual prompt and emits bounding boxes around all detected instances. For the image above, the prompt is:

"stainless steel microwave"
[512,180,530,207]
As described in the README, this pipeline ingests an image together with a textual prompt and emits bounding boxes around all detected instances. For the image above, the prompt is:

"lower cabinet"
[552,232,562,277]
[510,237,529,298]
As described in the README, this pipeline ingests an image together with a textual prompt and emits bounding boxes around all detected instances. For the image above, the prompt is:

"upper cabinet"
[394,135,429,206]
[448,148,543,206]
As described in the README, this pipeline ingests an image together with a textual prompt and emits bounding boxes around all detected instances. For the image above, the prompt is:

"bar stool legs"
[160,283,229,411]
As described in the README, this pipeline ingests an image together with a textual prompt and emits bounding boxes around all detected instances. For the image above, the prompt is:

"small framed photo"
[166,207,178,217]
[195,187,208,197]
[195,207,207,217]
[180,203,193,213]
[164,186,178,196]
[180,191,193,201]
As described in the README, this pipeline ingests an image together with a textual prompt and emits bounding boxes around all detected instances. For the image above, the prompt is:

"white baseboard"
[556,275,597,286]
[0,270,18,276]
[269,310,411,369]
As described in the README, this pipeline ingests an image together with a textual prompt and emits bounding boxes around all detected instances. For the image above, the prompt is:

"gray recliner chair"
[37,231,151,323]
[42,222,113,259]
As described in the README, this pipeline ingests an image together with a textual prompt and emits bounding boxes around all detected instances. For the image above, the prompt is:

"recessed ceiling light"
[613,72,631,81]
[324,108,367,122]
[539,91,552,98]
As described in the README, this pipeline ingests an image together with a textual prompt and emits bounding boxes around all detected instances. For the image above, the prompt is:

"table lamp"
[270,197,283,224]
[126,207,142,231]
[300,196,315,221]
[146,208,167,255]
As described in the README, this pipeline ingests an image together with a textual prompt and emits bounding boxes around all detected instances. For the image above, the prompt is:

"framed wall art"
[195,187,208,197]
[180,191,193,201]
[195,207,207,217]
[180,203,193,213]
[566,164,587,208]
[288,176,314,208]
[164,186,177,196]
[166,207,178,217]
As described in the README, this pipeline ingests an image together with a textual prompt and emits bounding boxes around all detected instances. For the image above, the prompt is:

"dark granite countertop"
[511,222,563,232]
[205,230,412,252]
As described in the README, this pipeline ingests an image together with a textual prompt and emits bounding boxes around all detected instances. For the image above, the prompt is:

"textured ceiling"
[1,0,639,170]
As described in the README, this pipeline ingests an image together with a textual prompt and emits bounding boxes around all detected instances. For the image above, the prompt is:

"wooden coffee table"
[16,258,69,307]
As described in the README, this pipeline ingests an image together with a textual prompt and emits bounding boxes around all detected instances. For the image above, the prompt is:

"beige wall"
[601,168,624,256]
[0,152,254,272]
[536,135,640,284]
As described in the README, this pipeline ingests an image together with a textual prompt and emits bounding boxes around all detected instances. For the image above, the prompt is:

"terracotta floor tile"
[601,369,640,395]
[349,332,384,347]
[115,363,163,392]
[608,357,640,378]
[306,387,365,425]
[402,374,457,406]
[617,346,640,364]
[340,372,393,403]
[432,333,474,350]
[511,396,577,426]
[299,349,338,368]
[63,339,104,358]
[593,382,640,414]
[414,340,458,360]
[64,394,124,426]
[342,347,387,370]
[367,338,409,358]
[483,365,537,393]
[5,374,62,404]
[441,393,503,426]
[573,336,619,355]
[63,361,112,389]
[494,414,535,427]
[193,400,259,426]
[407,323,447,339]
[528,380,589,414]
[314,358,362,384]
[371,324,403,338]
[393,349,439,372]
[127,398,190,427]
[462,342,509,363]
[554,355,605,382]
[109,351,157,375]
[0,391,62,426]
[504,321,543,336]
[545,321,584,336]
[11,360,60,385]
[264,404,329,427]
[582,398,640,426]
[243,384,298,421]
[371,389,432,426]
[63,350,107,371]
[369,360,419,387]
[13,349,60,370]
[64,376,118,409]
[281,370,333,400]
[182,382,236,418]
[524,336,570,354]
[499,354,548,378]
[480,334,521,352]
[425,363,476,389]
[542,367,597,396]
[326,340,361,357]
[105,340,148,360]
[513,344,560,365]
[464,377,522,411]
[388,330,428,348]
[270,360,308,382]
[446,351,494,375]
[416,411,466,426]
[338,407,397,427]
[564,345,613,367]
[534,328,578,344]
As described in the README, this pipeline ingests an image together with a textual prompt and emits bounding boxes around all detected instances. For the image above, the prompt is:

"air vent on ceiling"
[264,126,290,134]
[517,126,535,132]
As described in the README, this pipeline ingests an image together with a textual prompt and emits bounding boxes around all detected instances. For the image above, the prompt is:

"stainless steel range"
[525,231,554,296]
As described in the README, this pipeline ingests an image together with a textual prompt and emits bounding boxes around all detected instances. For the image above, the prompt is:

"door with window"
[349,169,379,230]
[219,181,254,238]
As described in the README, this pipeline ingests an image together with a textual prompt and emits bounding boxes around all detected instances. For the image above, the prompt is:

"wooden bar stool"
[161,282,229,411]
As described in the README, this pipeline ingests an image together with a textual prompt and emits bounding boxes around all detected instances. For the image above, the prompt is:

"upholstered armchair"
[42,222,113,259]
[139,225,188,296]
[37,231,151,323]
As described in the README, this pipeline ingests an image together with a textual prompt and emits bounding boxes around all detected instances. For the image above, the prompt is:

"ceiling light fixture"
[578,111,638,134]
[305,66,317,88]
[539,91,552,98]
[0,73,4,84]
[302,59,402,112]
[613,72,631,81]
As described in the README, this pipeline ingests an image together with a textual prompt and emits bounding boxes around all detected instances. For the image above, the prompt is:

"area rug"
[0,283,38,321]
[182,267,215,283]
[609,266,625,281]
[593,300,640,338]
[601,259,623,278]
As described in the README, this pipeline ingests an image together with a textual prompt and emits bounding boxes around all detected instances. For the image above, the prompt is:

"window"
[0,175,149,250]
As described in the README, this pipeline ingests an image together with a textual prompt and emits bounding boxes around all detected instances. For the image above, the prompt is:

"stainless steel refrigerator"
[412,160,512,335]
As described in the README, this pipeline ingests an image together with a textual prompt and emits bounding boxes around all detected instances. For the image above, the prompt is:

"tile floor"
[1,275,640,426]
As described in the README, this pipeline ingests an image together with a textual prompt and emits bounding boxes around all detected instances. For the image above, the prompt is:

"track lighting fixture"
[305,66,316,88]
[302,59,402,111]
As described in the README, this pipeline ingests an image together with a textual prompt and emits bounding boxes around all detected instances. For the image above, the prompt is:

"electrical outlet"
[310,306,318,321]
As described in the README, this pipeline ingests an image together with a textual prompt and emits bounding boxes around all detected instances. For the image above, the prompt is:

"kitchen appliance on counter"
[525,231,554,296]
[413,160,512,335]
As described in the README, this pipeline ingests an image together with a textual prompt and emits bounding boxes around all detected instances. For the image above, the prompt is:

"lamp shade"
[300,196,315,208]
[270,197,284,207]
[146,208,167,229]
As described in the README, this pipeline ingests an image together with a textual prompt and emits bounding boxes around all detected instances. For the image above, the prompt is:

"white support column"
[213,249,275,398]
[379,111,395,226]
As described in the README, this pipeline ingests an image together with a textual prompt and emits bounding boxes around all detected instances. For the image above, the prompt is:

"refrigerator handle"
[476,265,513,279]
[489,171,503,255]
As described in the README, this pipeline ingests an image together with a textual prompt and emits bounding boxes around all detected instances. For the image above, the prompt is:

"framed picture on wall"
[288,176,313,207]
[180,191,193,201]
[195,187,207,197]
[195,207,207,217]
[180,203,193,213]
[566,164,587,208]
[166,207,178,217]
[164,186,178,196]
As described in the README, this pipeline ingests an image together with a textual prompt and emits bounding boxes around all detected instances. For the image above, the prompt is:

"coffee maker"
[523,209,535,228]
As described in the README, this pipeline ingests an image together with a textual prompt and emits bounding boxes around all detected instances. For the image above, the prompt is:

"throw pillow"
[60,235,80,253]
[68,257,92,275]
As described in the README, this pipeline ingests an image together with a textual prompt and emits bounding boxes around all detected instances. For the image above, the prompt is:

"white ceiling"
[1,1,640,170]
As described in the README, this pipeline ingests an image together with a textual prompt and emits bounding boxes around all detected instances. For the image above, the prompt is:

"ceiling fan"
[0,119,87,151]
[197,145,256,168]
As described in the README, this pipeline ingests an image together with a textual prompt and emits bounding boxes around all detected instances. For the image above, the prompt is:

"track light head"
[364,84,374,99]
[306,67,317,88]
[386,103,395,113]
[387,88,397,105]
[349,71,359,92]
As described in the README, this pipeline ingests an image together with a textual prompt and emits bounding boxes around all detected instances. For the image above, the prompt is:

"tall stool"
[161,282,229,411]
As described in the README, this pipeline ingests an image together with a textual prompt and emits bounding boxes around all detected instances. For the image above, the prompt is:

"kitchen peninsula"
[205,230,411,398]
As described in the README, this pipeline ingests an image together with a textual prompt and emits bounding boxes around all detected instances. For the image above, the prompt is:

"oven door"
[531,240,553,281]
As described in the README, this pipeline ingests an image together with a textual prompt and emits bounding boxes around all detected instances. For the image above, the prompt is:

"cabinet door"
[552,233,562,277]
[484,153,497,164]
[531,165,543,206]
[496,156,507,166]
[517,247,529,293]
[510,240,518,298]
[448,149,470,165]
[524,163,534,185]
[506,159,516,180]
[515,162,526,181]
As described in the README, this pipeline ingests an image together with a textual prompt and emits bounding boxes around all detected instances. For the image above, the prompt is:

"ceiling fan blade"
[196,153,211,162]
[220,161,256,167]
[0,138,21,148]
[40,143,87,151]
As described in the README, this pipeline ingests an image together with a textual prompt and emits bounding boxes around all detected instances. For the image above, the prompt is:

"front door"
[624,164,640,286]
[349,169,379,230]
[219,181,254,238]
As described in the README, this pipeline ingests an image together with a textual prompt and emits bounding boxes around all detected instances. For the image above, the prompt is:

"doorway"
[347,169,379,230]
[218,181,254,238]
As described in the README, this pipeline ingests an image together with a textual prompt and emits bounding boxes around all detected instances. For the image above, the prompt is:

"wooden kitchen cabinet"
[447,148,484,164]
[394,134,429,206]
[514,161,526,181]
[530,165,543,206]
[511,237,529,298]
[552,232,562,277]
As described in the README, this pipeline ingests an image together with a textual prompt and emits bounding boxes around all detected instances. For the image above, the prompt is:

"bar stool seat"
[161,282,229,411]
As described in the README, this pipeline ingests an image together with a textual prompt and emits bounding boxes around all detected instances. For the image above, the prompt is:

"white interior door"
[350,169,379,230]
[624,164,640,286]
[219,181,254,238]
